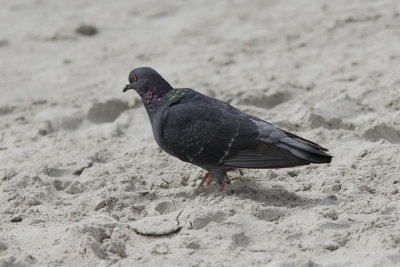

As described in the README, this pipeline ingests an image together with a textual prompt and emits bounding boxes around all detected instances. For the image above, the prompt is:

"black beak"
[123,83,134,92]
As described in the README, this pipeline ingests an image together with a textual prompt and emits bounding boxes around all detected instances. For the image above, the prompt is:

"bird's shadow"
[232,181,338,208]
[187,178,339,209]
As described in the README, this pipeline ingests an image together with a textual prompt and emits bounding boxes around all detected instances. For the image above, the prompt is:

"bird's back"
[153,88,332,169]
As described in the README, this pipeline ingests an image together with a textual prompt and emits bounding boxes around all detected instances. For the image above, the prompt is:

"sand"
[1,0,400,266]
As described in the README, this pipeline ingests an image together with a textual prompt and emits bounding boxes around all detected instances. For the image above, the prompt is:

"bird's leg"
[218,181,226,192]
[210,169,228,192]
[199,169,229,192]
[206,175,215,185]
[199,172,215,187]
[199,172,210,187]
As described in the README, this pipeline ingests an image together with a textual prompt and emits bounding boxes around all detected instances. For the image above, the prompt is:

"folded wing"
[161,94,332,169]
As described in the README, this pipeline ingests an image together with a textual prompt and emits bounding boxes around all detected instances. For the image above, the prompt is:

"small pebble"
[331,184,341,192]
[75,24,98,36]
[324,242,339,251]
[10,215,23,223]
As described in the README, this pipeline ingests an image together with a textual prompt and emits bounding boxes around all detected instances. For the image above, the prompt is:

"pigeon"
[123,67,332,192]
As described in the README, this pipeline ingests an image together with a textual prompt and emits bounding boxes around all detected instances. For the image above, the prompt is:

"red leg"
[218,181,226,192]
[199,170,232,191]
[206,175,215,185]
[199,172,211,187]
[199,172,216,186]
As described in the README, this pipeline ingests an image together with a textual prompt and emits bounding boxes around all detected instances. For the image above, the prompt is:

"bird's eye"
[132,75,137,81]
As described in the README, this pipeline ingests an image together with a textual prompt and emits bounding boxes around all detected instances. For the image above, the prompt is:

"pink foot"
[218,181,226,192]
[199,172,228,192]
[199,172,214,187]
[207,175,215,185]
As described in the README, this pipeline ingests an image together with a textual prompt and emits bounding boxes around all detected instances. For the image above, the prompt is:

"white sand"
[1,0,400,266]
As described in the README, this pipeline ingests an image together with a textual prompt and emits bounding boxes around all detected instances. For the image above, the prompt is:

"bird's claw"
[199,172,228,192]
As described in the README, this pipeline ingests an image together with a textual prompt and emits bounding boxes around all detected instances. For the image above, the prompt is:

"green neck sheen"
[147,88,194,117]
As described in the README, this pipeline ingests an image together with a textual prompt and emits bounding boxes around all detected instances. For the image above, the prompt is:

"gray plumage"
[123,67,332,192]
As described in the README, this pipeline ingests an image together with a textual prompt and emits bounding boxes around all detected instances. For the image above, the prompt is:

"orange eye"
[132,75,137,81]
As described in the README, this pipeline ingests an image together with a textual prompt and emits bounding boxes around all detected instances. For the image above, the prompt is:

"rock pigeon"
[123,67,332,192]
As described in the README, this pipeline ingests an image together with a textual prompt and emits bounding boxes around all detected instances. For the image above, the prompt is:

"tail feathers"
[282,130,329,152]
[222,132,332,169]
[275,137,332,164]
[223,147,309,169]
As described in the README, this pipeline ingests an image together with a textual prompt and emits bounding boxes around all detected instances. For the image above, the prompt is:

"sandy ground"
[1,0,400,266]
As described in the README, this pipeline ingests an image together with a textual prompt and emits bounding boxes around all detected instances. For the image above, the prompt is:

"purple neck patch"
[142,87,165,110]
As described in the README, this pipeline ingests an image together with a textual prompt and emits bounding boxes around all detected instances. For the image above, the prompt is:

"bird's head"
[123,67,174,113]
[123,67,172,98]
